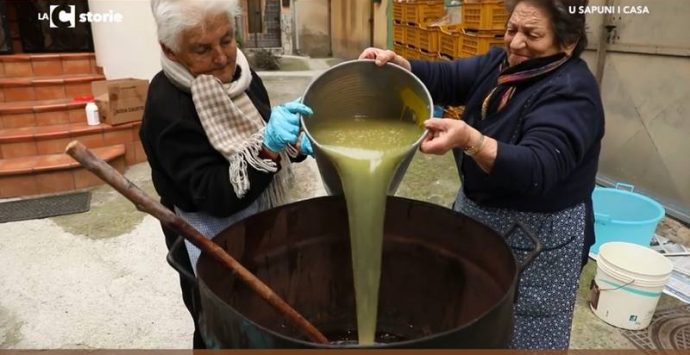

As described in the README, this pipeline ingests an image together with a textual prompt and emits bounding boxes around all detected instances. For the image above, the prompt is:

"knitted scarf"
[160,49,295,210]
[482,52,570,120]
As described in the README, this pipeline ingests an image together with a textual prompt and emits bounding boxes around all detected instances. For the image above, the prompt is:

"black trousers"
[161,213,207,349]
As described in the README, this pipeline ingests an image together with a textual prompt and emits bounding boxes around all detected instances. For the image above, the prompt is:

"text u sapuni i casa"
[569,5,650,14]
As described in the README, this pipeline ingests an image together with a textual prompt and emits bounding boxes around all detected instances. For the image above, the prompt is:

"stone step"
[0,74,105,102]
[0,53,100,78]
[0,121,143,162]
[0,98,89,129]
[0,144,127,198]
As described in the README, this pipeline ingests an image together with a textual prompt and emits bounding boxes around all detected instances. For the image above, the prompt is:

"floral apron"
[455,192,585,349]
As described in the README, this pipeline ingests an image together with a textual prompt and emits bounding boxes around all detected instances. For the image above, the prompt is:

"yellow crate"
[417,48,440,61]
[393,23,406,44]
[394,44,406,56]
[418,24,440,54]
[403,1,445,25]
[462,0,508,31]
[439,25,462,58]
[404,46,420,60]
[406,24,420,48]
[400,46,410,59]
[461,29,504,57]
[438,54,452,62]
[393,2,404,23]
[444,105,465,119]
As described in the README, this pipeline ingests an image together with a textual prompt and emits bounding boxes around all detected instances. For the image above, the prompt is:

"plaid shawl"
[161,49,294,209]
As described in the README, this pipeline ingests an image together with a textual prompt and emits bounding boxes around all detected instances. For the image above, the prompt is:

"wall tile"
[34,84,66,101]
[4,87,35,102]
[35,170,76,194]
[1,141,37,158]
[65,82,92,98]
[62,59,92,75]
[35,110,70,126]
[73,167,103,188]
[36,137,72,155]
[68,107,87,124]
[0,174,38,198]
[2,112,36,129]
[32,59,64,76]
[4,61,33,77]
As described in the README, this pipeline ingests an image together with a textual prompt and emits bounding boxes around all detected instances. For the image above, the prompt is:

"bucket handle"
[166,235,197,285]
[615,183,635,192]
[596,279,635,292]
[506,222,544,273]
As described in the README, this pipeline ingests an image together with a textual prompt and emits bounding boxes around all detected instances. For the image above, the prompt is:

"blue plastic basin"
[591,185,665,255]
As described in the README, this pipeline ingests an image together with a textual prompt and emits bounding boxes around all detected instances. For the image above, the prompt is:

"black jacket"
[411,48,605,253]
[140,69,277,217]
[411,47,605,213]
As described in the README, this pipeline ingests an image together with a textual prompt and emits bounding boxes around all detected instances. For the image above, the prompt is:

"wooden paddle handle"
[65,141,328,344]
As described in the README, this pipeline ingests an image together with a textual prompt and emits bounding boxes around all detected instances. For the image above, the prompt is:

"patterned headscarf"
[481,52,570,120]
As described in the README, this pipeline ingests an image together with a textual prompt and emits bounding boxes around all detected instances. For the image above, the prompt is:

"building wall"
[88,0,160,81]
[583,0,690,222]
[280,1,293,54]
[372,0,389,49]
[295,0,330,57]
[330,0,371,59]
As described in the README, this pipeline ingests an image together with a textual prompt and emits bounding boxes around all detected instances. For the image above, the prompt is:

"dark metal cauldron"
[168,196,541,348]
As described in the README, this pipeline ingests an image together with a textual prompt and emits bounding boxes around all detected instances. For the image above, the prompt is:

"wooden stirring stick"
[65,141,329,344]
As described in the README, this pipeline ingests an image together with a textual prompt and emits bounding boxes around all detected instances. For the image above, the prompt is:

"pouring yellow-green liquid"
[308,117,424,344]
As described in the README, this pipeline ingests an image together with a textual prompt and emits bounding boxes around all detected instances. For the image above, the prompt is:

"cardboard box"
[91,78,149,125]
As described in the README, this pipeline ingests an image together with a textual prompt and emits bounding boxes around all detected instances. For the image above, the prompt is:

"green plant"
[249,49,281,70]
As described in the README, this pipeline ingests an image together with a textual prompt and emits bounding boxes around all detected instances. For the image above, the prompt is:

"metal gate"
[244,0,281,48]
[584,0,690,222]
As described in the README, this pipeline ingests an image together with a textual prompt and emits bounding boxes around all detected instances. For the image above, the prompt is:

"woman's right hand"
[359,47,412,71]
[420,118,471,155]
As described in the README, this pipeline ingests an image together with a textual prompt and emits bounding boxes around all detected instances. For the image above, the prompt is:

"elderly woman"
[361,0,603,349]
[141,0,312,348]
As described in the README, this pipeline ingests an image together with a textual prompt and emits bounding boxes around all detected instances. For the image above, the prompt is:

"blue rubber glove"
[433,105,444,118]
[299,134,314,156]
[263,100,313,153]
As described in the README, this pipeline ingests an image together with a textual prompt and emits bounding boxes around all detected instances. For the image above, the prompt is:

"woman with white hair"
[140,0,313,348]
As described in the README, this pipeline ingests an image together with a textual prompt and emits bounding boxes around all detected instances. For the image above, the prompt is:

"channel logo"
[48,4,75,28]
[37,5,123,28]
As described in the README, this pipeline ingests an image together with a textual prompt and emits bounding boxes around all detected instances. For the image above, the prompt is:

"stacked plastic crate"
[460,0,507,57]
[393,0,445,61]
[438,0,507,60]
[392,0,508,118]
[447,0,507,118]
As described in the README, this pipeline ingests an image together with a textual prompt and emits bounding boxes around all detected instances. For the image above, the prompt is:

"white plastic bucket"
[590,242,673,330]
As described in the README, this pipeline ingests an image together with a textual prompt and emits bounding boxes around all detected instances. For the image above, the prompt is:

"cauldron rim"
[198,195,520,348]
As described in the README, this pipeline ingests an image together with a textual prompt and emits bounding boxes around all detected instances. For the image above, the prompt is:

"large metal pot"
[168,196,541,348]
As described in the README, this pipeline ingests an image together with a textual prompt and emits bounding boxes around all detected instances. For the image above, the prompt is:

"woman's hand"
[263,99,313,153]
[420,118,471,155]
[295,133,314,156]
[421,118,497,173]
[359,47,412,71]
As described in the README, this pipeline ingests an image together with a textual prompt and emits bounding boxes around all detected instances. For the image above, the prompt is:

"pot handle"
[166,236,197,284]
[506,222,544,273]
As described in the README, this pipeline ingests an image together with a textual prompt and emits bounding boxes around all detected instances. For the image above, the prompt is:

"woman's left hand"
[264,99,313,153]
[420,118,470,155]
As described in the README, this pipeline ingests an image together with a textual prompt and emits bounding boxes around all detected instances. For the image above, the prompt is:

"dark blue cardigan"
[411,48,605,250]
